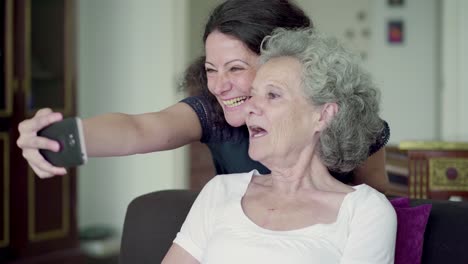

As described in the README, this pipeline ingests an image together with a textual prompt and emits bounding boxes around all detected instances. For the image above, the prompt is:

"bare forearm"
[82,113,141,157]
[82,103,202,157]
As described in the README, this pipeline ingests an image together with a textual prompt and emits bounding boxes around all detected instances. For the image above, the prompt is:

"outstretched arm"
[17,103,201,178]
[352,148,389,193]
[82,102,201,156]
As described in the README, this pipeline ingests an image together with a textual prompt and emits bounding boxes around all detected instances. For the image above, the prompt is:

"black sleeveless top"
[181,95,390,183]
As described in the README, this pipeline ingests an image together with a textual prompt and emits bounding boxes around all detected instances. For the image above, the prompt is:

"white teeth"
[222,96,248,107]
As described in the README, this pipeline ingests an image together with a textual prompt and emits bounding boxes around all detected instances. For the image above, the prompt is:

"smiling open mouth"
[248,125,268,138]
[222,96,248,107]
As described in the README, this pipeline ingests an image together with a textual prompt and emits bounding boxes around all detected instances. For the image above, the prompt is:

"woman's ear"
[317,103,338,130]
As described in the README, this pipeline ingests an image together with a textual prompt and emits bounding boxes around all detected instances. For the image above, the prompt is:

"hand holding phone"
[37,117,88,167]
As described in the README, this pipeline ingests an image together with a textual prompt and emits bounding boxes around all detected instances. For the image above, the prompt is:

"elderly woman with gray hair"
[163,28,397,264]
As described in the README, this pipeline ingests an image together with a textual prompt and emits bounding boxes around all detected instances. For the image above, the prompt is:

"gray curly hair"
[260,28,384,173]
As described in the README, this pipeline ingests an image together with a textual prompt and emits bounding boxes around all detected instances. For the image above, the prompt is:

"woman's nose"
[213,73,231,95]
[244,95,262,117]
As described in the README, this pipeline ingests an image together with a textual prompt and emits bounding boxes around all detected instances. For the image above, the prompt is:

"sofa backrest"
[411,199,468,264]
[120,190,198,264]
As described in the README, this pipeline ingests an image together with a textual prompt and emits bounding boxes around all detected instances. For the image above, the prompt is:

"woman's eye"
[230,67,244,72]
[267,92,280,99]
[205,68,216,74]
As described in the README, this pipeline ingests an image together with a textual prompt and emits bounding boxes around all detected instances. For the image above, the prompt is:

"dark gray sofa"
[119,190,468,264]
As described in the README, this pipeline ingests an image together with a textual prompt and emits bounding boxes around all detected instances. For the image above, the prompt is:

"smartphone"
[37,117,88,167]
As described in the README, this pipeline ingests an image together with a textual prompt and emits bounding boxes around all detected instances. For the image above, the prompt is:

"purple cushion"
[390,198,432,264]
[390,197,411,208]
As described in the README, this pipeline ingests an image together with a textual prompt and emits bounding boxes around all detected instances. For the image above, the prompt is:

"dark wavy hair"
[181,0,312,125]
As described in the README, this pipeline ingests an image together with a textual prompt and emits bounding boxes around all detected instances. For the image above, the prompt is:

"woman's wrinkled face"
[245,56,320,163]
[205,31,259,127]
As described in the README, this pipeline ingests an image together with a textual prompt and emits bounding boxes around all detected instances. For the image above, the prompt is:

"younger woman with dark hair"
[16,0,389,191]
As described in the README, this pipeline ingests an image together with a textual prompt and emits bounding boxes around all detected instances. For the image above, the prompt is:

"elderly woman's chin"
[248,144,265,162]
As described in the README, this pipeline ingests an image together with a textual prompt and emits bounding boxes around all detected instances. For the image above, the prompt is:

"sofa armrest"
[120,190,198,264]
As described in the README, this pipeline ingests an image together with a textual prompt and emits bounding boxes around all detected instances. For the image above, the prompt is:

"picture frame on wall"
[388,20,404,44]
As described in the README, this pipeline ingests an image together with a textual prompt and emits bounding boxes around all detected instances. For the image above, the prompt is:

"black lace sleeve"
[180,95,245,144]
[369,120,390,156]
[180,95,214,143]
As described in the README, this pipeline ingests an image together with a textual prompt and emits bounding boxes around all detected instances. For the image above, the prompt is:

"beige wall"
[77,0,188,233]
[297,0,467,142]
[187,0,221,62]
[297,0,444,143]
[441,0,468,140]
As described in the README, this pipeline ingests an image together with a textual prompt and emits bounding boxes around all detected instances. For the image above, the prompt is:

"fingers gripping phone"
[37,117,88,167]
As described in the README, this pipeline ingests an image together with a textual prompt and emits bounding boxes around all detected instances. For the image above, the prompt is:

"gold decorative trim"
[0,133,10,247]
[24,0,73,116]
[409,158,429,199]
[429,158,468,191]
[413,160,420,198]
[28,168,70,242]
[421,159,428,199]
[409,159,415,198]
[399,141,468,150]
[0,0,13,117]
[415,159,421,198]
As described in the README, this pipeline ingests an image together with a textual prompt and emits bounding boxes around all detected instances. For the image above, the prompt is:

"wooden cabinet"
[400,141,468,200]
[386,142,468,201]
[1,0,82,263]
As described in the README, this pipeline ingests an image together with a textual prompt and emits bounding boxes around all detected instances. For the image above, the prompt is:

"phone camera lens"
[68,134,76,146]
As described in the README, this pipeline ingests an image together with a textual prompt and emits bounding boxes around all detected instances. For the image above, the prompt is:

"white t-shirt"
[174,170,396,264]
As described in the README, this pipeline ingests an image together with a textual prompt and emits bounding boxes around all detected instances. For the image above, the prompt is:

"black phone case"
[38,117,87,167]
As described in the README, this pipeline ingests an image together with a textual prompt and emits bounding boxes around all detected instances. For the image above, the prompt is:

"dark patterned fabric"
[181,95,390,181]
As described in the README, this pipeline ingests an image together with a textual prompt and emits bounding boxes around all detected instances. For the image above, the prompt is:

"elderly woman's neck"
[265,154,338,194]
